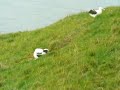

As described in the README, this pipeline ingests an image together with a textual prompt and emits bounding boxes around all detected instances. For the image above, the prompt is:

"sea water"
[0,0,120,33]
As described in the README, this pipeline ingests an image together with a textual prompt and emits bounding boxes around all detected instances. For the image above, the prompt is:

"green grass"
[0,6,120,90]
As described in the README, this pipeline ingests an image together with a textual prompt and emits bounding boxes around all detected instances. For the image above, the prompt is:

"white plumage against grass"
[33,48,49,59]
[89,7,105,17]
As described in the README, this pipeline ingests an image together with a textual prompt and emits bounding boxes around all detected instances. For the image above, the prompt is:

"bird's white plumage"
[33,48,49,59]
[89,7,105,17]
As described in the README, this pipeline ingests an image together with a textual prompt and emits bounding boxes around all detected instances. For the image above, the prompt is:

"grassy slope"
[0,6,120,90]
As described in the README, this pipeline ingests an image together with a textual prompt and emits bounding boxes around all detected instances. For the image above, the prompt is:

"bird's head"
[43,49,49,53]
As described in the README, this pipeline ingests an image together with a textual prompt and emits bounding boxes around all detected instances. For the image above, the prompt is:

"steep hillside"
[0,6,120,90]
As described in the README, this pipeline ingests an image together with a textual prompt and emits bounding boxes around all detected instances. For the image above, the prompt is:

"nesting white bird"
[33,48,49,59]
[89,7,105,17]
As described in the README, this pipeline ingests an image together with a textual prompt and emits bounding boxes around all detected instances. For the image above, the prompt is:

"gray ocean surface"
[0,0,120,33]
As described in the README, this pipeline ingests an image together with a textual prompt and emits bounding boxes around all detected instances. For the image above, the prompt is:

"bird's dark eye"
[43,50,48,53]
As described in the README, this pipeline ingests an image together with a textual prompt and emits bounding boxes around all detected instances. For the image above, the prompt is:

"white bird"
[33,48,49,59]
[89,7,105,17]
